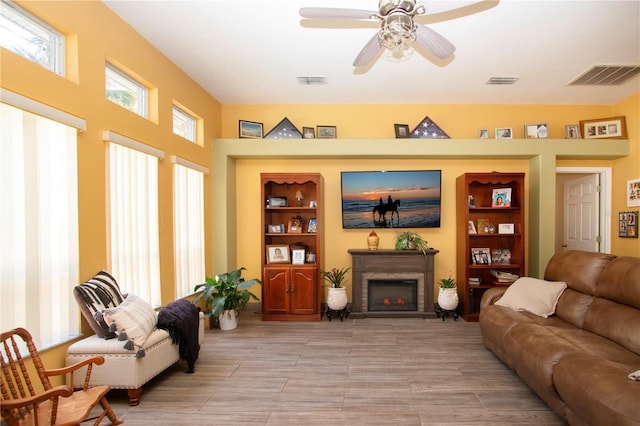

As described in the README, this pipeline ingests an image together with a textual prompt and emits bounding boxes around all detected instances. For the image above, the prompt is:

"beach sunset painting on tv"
[341,170,442,229]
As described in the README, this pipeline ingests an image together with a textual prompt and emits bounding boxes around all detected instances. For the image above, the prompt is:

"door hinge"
[596,235,602,243]
[596,185,602,192]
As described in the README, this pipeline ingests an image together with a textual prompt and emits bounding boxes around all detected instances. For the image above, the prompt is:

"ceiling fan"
[300,0,497,67]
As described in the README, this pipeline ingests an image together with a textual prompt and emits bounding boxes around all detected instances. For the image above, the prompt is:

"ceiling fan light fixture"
[378,12,416,52]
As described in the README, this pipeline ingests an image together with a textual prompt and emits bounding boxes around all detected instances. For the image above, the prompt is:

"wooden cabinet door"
[290,267,316,315]
[263,267,289,314]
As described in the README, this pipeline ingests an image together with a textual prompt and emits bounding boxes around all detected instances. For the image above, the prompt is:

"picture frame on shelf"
[267,196,287,207]
[309,200,317,208]
[267,224,285,233]
[498,223,515,234]
[565,124,581,139]
[477,218,493,234]
[317,125,337,139]
[478,128,489,139]
[495,127,512,139]
[492,188,512,207]
[618,211,638,238]
[627,178,640,207]
[471,248,491,265]
[307,218,318,233]
[394,124,410,138]
[468,220,477,234]
[302,127,315,139]
[305,252,316,264]
[579,116,627,139]
[266,245,290,264]
[524,123,548,139]
[239,120,263,139]
[287,217,303,233]
[291,248,306,265]
[491,248,512,265]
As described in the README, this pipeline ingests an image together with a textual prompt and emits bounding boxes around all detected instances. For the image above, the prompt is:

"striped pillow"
[73,270,125,338]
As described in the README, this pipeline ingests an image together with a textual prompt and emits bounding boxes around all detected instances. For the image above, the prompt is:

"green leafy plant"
[394,231,429,254]
[193,267,262,317]
[439,276,457,289]
[320,266,351,288]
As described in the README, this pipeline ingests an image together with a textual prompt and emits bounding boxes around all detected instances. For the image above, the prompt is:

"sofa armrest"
[480,286,508,310]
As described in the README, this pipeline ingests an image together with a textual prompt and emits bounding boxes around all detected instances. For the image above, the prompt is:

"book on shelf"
[469,277,481,286]
[490,269,519,283]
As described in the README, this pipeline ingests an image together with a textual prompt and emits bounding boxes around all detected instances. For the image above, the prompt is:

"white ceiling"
[103,0,640,105]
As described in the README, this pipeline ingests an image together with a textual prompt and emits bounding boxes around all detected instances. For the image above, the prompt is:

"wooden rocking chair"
[1,327,123,425]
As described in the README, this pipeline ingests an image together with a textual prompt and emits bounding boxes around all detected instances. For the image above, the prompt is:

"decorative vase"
[367,230,379,250]
[438,288,459,311]
[327,287,348,310]
[218,309,238,331]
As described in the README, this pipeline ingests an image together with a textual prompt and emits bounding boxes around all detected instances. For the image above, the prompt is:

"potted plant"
[394,231,429,254]
[320,266,350,311]
[193,267,261,330]
[437,275,459,311]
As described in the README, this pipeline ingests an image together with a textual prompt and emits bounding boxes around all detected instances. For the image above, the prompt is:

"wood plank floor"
[102,308,565,425]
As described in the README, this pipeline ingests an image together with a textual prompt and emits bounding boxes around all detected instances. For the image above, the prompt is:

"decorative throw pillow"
[102,293,157,358]
[495,277,567,318]
[73,270,125,338]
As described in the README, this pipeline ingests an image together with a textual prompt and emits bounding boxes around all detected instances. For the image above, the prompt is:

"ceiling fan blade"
[353,33,383,67]
[414,0,499,24]
[415,25,456,59]
[299,7,377,20]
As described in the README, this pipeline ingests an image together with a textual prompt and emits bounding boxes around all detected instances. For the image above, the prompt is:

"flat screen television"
[341,170,442,229]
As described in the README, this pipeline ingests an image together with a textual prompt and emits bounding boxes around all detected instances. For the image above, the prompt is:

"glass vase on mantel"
[367,230,379,250]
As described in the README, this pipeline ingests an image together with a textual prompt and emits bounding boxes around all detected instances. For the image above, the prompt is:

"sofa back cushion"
[544,250,615,295]
[74,270,125,338]
[554,288,595,329]
[594,256,640,309]
[583,298,640,355]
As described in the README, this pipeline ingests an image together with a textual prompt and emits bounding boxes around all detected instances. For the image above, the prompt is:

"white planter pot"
[438,288,459,311]
[327,287,348,311]
[218,309,238,331]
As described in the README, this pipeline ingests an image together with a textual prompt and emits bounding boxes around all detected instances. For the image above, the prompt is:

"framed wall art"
[394,124,410,138]
[239,120,263,139]
[317,125,336,139]
[564,124,581,139]
[291,248,306,265]
[579,116,627,139]
[495,127,512,139]
[524,123,548,139]
[266,245,290,264]
[302,127,315,139]
[618,211,638,238]
[478,128,489,139]
[627,178,640,207]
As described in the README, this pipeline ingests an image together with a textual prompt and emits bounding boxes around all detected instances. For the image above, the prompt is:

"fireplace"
[349,249,439,318]
[368,279,418,311]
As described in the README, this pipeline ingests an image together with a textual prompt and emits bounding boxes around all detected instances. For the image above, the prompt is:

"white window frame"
[172,157,208,297]
[172,105,197,143]
[0,0,65,75]
[105,63,149,119]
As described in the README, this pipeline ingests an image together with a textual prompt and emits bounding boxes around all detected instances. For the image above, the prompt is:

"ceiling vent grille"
[486,76,520,85]
[568,65,640,86]
[297,76,327,85]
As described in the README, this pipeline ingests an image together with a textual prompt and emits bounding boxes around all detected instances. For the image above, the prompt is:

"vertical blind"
[173,161,205,297]
[108,142,161,307]
[0,102,79,349]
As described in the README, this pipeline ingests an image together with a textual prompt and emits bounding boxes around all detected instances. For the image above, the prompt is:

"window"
[173,158,207,297]
[0,102,79,349]
[107,134,161,306]
[0,0,64,75]
[172,105,197,143]
[105,63,149,119]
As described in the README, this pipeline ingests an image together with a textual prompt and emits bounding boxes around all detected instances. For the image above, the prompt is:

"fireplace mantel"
[348,249,439,318]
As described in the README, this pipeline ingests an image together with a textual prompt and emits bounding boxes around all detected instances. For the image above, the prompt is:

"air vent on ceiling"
[297,76,327,85]
[568,65,640,86]
[486,76,520,85]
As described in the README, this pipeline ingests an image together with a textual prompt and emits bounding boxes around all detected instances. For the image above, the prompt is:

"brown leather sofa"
[479,250,640,425]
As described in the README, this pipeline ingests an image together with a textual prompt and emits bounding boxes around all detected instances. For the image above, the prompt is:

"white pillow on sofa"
[495,277,567,318]
[102,293,157,355]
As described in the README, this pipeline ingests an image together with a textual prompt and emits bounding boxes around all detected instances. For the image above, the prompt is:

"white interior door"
[563,174,600,252]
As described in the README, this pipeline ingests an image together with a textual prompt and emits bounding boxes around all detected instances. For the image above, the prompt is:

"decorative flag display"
[264,117,302,139]
[410,116,450,139]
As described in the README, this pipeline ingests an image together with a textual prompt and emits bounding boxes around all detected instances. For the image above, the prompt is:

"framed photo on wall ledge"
[394,124,410,138]
[239,120,263,139]
[495,127,512,139]
[564,124,581,139]
[524,123,548,139]
[317,125,337,139]
[579,116,627,139]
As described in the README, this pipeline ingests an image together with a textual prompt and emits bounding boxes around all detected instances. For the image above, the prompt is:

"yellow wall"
[1,0,220,376]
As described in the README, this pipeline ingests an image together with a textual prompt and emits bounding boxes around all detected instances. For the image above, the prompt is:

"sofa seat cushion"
[545,326,640,365]
[68,328,170,355]
[553,353,640,426]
